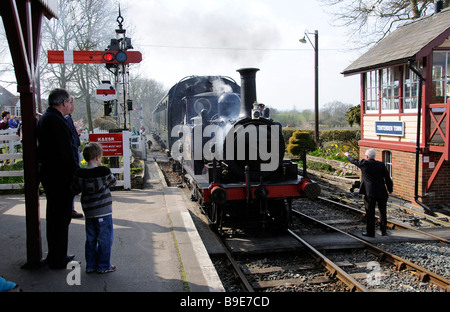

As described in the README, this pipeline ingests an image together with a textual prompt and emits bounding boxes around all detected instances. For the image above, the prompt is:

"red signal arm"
[47,50,142,64]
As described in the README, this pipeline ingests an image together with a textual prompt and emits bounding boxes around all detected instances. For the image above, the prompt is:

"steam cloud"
[212,79,233,94]
[133,1,282,64]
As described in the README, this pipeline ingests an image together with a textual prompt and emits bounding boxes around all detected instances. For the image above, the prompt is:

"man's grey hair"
[48,88,70,107]
[365,148,376,159]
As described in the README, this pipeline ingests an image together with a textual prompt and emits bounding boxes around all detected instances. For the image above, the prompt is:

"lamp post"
[300,30,319,142]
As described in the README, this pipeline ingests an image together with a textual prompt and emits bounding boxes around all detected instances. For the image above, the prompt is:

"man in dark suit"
[345,148,393,237]
[37,88,80,269]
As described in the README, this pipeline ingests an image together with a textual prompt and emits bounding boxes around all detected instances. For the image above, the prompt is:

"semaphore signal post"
[47,6,141,192]
[47,6,142,129]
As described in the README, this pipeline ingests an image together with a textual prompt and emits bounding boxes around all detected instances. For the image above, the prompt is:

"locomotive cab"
[184,92,216,124]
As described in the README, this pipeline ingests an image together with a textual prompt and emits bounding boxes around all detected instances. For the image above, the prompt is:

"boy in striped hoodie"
[72,142,117,274]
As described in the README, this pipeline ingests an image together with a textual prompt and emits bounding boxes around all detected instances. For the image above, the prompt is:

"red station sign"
[89,133,123,157]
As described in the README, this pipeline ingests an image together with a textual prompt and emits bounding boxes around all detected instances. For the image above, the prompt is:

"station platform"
[0,160,224,292]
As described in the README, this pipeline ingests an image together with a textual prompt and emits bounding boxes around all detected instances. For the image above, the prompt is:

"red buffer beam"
[47,50,142,64]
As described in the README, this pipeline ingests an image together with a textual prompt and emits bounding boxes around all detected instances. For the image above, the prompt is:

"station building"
[343,7,450,211]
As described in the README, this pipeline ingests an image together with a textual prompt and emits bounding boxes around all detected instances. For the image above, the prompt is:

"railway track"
[211,197,450,292]
[156,155,450,292]
[205,216,365,292]
[183,189,369,291]
[297,195,450,244]
[291,208,450,292]
[319,196,450,244]
[218,237,367,292]
[286,229,367,291]
[317,178,450,229]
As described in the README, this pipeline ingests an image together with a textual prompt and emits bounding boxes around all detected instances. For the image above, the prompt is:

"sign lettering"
[89,133,123,156]
[375,121,404,137]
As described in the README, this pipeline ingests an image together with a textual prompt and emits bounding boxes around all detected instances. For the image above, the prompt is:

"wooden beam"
[0,0,48,268]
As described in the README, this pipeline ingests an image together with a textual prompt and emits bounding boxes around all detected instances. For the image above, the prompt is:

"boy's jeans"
[85,215,113,272]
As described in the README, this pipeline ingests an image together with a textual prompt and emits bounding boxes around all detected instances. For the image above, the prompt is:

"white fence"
[0,128,141,191]
[0,128,24,190]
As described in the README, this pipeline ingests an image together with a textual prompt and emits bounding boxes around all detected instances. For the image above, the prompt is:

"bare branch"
[317,0,438,49]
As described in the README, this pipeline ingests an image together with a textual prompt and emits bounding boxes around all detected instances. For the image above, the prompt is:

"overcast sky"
[117,0,363,112]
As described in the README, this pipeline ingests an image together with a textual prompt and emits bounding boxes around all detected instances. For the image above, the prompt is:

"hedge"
[282,128,360,147]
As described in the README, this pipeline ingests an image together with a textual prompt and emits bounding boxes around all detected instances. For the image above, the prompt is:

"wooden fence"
[0,128,24,190]
[0,128,143,191]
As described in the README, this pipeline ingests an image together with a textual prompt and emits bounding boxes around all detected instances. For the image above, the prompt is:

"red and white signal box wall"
[342,9,450,209]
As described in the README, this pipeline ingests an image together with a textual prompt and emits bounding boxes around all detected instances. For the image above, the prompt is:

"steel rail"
[287,229,368,292]
[388,201,450,227]
[350,232,450,292]
[318,196,450,244]
[222,241,255,292]
[177,178,255,292]
[293,209,450,292]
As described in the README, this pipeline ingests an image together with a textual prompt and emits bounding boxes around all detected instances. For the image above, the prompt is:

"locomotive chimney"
[237,68,259,118]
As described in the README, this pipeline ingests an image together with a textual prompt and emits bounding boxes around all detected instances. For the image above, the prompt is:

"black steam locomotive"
[152,68,320,232]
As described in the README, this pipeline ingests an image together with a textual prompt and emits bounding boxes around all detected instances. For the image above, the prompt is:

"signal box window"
[381,67,400,113]
[364,70,379,113]
[403,62,422,112]
[432,51,450,105]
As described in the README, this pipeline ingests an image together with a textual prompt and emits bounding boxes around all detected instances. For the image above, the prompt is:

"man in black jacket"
[345,149,393,237]
[37,88,80,269]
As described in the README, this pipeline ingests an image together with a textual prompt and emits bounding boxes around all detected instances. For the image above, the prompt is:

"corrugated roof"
[343,7,450,75]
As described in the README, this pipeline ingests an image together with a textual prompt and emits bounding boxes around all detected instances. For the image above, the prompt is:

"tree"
[93,116,119,131]
[40,0,117,131]
[345,105,361,127]
[301,109,313,121]
[0,27,18,93]
[318,0,449,48]
[286,131,317,157]
[127,76,167,131]
[287,130,317,177]
[320,101,353,128]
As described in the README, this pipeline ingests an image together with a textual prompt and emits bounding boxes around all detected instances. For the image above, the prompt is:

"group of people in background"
[0,110,20,130]
[130,125,146,136]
